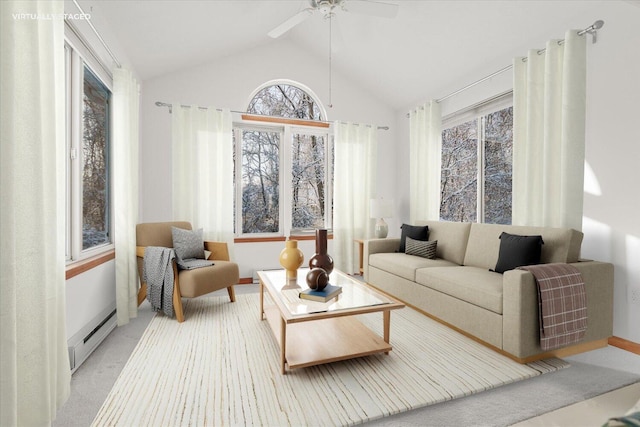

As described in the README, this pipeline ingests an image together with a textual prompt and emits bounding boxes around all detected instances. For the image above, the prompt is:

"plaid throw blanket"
[518,263,587,351]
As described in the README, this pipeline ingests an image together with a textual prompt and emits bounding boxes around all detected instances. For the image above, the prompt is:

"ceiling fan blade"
[267,8,314,38]
[345,0,399,18]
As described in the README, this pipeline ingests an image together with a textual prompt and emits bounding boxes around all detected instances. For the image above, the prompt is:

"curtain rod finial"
[584,19,604,44]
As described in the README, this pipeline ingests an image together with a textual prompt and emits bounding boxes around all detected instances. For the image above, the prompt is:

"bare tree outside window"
[484,107,513,224]
[241,130,280,233]
[441,119,478,222]
[292,133,326,229]
[440,105,513,224]
[82,67,110,249]
[248,85,322,120]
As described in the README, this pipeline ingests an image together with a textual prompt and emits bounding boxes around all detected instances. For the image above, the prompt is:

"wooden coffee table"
[258,268,405,374]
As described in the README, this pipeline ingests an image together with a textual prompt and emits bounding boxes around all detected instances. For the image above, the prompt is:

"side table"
[355,239,364,275]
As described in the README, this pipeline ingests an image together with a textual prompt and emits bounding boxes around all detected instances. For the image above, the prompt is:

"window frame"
[233,118,333,238]
[441,91,513,224]
[64,32,114,264]
[245,79,327,121]
[233,123,285,238]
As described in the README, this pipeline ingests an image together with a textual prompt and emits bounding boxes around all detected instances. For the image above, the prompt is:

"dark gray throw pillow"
[399,224,429,253]
[171,226,205,261]
[405,237,437,259]
[494,232,544,274]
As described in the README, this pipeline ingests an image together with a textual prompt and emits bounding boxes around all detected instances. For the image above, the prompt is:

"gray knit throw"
[142,246,176,318]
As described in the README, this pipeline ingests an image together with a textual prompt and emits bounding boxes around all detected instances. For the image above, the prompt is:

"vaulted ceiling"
[89,0,619,109]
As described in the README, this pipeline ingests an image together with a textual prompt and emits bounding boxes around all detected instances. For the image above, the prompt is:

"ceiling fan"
[267,0,399,38]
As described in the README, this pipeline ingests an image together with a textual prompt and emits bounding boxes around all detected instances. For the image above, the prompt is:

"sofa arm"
[569,260,615,339]
[363,238,400,281]
[502,269,539,358]
[502,260,614,359]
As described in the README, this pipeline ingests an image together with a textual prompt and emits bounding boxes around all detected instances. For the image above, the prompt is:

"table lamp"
[370,198,393,238]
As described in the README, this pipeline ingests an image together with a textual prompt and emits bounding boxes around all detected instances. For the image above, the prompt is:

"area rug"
[91,295,568,426]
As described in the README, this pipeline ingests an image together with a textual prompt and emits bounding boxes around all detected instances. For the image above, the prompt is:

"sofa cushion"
[405,237,437,259]
[415,220,472,265]
[494,232,544,273]
[369,252,458,281]
[415,266,504,314]
[399,224,429,253]
[463,223,583,270]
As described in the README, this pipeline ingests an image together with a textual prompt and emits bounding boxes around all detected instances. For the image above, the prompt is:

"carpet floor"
[90,294,568,426]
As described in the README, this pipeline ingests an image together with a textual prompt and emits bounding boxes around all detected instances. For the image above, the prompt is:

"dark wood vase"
[309,229,334,275]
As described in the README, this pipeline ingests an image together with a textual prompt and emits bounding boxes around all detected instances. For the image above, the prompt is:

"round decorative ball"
[306,268,329,291]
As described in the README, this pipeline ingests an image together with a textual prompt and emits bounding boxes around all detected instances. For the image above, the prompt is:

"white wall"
[65,261,116,339]
[140,39,397,278]
[394,1,640,342]
[580,2,640,342]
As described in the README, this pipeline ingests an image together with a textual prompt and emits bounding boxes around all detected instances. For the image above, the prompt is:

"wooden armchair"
[136,221,239,322]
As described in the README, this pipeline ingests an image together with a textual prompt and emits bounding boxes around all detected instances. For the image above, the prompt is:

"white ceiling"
[90,0,614,109]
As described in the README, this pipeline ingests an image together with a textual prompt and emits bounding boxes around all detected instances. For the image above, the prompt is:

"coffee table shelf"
[263,305,392,370]
[258,268,404,374]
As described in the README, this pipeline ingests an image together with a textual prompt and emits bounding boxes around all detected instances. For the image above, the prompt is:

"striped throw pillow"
[405,237,437,259]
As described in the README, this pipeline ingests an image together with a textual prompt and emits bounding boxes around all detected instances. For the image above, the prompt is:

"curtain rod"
[71,0,121,68]
[64,20,113,79]
[408,19,604,116]
[155,101,390,130]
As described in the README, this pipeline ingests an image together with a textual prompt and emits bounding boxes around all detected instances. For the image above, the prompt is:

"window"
[234,82,332,236]
[247,83,323,120]
[291,131,328,229]
[440,97,513,224]
[82,68,111,249]
[65,39,113,261]
[239,128,280,233]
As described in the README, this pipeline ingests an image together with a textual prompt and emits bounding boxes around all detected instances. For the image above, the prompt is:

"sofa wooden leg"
[227,285,236,302]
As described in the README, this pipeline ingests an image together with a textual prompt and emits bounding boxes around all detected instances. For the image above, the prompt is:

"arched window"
[247,82,325,121]
[234,81,332,236]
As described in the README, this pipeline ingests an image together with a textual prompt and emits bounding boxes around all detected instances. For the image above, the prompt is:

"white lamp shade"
[370,198,393,219]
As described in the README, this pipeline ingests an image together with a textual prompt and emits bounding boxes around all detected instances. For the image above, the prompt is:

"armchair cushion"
[178,261,240,298]
[171,226,205,261]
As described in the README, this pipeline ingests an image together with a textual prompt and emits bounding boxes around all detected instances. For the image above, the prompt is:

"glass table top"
[258,268,393,316]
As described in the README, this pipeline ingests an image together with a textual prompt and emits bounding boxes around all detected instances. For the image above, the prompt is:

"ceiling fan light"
[317,1,333,16]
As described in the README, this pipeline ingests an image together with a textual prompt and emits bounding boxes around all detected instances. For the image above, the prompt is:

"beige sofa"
[364,220,614,362]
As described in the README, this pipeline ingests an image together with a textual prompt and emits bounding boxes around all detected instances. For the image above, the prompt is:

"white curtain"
[512,30,586,230]
[172,106,234,245]
[0,1,71,425]
[409,100,442,223]
[333,122,377,274]
[114,68,140,326]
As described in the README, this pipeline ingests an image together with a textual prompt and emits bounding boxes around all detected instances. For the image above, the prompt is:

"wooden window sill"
[66,249,115,280]
[234,234,333,243]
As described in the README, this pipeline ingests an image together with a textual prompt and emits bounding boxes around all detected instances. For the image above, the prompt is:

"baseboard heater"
[68,305,117,373]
